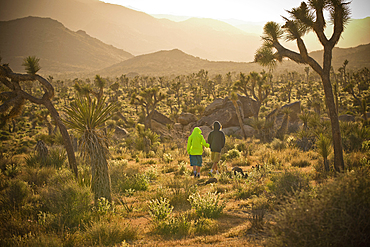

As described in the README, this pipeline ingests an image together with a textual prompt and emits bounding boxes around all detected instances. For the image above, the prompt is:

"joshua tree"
[63,96,117,203]
[233,71,270,119]
[130,87,166,130]
[255,0,350,171]
[0,56,78,177]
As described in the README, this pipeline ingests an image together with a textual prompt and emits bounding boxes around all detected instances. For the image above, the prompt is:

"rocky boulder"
[235,125,256,138]
[178,112,197,125]
[197,99,243,128]
[237,94,260,118]
[222,125,255,138]
[152,110,173,125]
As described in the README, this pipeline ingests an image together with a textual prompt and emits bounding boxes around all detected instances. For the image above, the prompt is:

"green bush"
[267,167,370,247]
[188,191,225,218]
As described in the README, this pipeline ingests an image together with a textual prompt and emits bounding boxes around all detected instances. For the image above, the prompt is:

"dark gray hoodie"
[207,121,225,152]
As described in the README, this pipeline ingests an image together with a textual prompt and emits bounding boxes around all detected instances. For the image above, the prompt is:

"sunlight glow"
[100,0,370,23]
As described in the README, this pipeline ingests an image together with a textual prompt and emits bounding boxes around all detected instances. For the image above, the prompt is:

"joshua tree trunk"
[321,69,344,172]
[44,100,78,177]
[91,153,112,203]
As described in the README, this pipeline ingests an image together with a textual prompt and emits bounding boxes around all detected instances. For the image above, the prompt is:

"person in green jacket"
[187,127,210,178]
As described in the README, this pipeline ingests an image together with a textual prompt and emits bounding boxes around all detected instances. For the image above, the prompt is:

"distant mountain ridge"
[0,0,267,62]
[1,0,369,63]
[0,16,133,75]
[97,43,370,78]
[1,15,369,79]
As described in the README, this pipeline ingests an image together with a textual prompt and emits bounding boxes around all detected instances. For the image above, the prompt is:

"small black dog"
[232,167,248,178]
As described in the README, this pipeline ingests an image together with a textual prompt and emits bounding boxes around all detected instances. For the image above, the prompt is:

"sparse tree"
[255,0,351,171]
[0,57,78,177]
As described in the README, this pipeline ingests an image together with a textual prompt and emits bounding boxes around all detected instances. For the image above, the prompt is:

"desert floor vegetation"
[1,56,370,246]
[1,132,370,246]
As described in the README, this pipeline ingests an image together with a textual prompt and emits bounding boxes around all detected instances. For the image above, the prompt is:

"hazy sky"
[100,0,370,23]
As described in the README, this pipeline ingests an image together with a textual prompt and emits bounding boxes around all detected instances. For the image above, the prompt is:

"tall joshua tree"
[0,56,78,177]
[64,96,116,203]
[255,0,350,172]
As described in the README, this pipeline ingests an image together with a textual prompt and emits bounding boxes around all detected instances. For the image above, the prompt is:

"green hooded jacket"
[187,127,209,155]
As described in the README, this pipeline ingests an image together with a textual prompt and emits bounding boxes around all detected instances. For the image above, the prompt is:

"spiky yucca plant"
[64,96,117,203]
[22,56,41,75]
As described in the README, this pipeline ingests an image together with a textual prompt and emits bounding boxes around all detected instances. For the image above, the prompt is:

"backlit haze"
[101,0,370,23]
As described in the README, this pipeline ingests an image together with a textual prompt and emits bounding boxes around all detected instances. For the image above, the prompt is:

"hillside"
[1,0,368,63]
[96,49,301,78]
[309,43,370,70]
[0,0,275,62]
[0,16,133,75]
[96,43,370,78]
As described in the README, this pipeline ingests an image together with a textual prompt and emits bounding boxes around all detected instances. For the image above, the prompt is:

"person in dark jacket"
[207,121,225,175]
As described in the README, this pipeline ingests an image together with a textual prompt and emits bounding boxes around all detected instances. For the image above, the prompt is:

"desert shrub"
[271,138,286,151]
[235,180,266,199]
[152,213,192,236]
[162,153,174,163]
[19,167,55,192]
[290,157,311,168]
[109,159,128,192]
[225,149,241,160]
[23,147,66,169]
[7,232,63,247]
[145,165,159,181]
[83,218,138,246]
[39,169,92,231]
[1,179,30,209]
[344,152,369,171]
[247,196,269,229]
[177,160,190,176]
[230,157,251,167]
[341,122,370,152]
[148,197,173,222]
[165,177,196,209]
[267,167,370,247]
[218,171,231,184]
[267,169,310,199]
[48,147,66,169]
[236,142,247,152]
[117,173,149,192]
[194,217,219,235]
[188,191,225,218]
[4,162,20,178]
